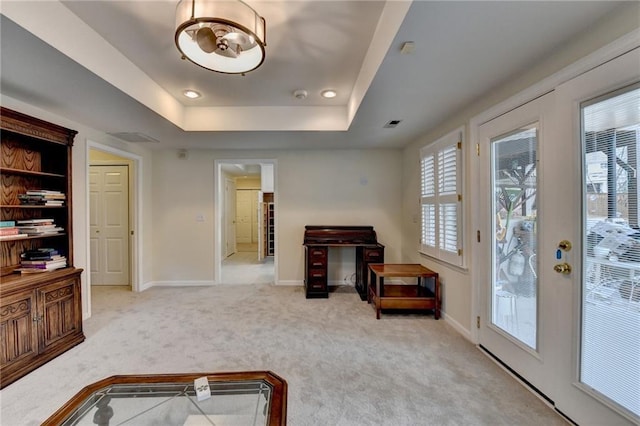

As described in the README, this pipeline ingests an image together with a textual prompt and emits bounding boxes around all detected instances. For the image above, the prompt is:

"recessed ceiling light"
[183,90,201,99]
[321,90,337,99]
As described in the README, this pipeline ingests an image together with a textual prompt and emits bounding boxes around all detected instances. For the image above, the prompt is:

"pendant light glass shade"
[175,0,266,74]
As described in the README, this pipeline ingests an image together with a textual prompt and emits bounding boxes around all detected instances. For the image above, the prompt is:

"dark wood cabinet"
[1,268,83,387]
[0,107,84,388]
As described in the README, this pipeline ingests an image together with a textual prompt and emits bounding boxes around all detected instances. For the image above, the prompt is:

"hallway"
[222,243,274,284]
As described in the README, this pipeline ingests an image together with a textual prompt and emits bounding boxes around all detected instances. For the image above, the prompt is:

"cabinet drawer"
[307,247,327,260]
[307,269,326,280]
[306,279,327,292]
[308,258,326,268]
[364,249,383,261]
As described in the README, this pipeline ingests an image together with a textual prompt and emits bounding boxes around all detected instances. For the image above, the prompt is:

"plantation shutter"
[421,154,437,254]
[420,128,464,266]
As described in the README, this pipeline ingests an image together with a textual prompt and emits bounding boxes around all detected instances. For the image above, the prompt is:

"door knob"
[554,263,572,274]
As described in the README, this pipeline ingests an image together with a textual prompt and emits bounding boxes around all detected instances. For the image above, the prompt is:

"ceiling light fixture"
[183,89,201,99]
[321,90,337,99]
[175,0,266,75]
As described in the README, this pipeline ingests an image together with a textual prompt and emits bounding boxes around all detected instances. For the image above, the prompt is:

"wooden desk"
[303,226,384,299]
[368,264,440,319]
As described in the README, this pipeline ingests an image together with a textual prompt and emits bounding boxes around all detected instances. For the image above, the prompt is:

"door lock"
[554,263,572,274]
[558,240,572,251]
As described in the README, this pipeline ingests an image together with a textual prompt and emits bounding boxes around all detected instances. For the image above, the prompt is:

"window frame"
[419,127,464,267]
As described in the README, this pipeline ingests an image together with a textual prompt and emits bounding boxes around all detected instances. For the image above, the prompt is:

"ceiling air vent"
[383,120,402,128]
[108,132,160,143]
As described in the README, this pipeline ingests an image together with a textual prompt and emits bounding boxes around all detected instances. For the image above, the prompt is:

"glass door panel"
[491,125,538,349]
[581,84,640,418]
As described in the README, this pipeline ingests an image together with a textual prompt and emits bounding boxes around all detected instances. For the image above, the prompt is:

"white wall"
[400,2,640,338]
[150,149,403,285]
[0,95,155,319]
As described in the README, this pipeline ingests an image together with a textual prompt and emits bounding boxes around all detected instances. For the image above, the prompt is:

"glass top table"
[42,371,287,426]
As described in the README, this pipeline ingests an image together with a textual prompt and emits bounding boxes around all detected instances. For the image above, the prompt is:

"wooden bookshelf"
[0,107,84,389]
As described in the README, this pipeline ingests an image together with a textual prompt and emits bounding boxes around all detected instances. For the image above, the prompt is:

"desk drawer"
[307,268,326,280]
[306,280,327,292]
[308,247,327,259]
[308,259,326,268]
[364,248,383,261]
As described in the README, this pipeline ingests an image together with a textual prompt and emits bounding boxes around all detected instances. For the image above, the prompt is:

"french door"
[478,91,557,397]
[477,48,639,425]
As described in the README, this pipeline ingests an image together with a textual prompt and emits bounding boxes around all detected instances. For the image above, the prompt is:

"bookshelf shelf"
[1,205,65,209]
[0,233,67,242]
[0,167,66,179]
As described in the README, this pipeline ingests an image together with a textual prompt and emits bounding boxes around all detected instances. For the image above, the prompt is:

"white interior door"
[235,190,252,244]
[478,48,639,425]
[89,165,130,286]
[224,178,237,257]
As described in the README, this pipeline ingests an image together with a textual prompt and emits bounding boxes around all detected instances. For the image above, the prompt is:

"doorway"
[215,160,276,285]
[476,48,639,425]
[87,145,139,295]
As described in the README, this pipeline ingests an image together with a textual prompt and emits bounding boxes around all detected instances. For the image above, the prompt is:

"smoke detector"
[293,89,308,100]
[400,41,415,54]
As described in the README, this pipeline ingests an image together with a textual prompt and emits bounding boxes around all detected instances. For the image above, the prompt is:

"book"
[20,255,65,265]
[18,194,65,206]
[0,234,28,240]
[17,264,67,273]
[26,189,64,195]
[0,220,16,228]
[16,218,56,224]
[19,261,67,270]
[0,227,19,236]
[21,248,61,260]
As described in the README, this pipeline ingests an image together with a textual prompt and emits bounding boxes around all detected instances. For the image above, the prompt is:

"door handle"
[554,263,572,274]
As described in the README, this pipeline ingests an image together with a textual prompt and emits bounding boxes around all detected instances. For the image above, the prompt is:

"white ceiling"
[0,1,627,150]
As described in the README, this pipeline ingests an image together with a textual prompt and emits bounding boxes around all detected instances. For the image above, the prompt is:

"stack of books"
[18,248,67,273]
[18,190,66,206]
[0,220,27,240]
[16,218,64,236]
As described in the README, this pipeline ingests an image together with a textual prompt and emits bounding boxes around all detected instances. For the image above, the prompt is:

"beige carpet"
[0,284,566,425]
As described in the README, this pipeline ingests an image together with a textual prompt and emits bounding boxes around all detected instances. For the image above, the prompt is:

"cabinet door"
[0,290,38,367]
[38,277,81,349]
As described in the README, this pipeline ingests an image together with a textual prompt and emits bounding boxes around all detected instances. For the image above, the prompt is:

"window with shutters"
[420,127,464,266]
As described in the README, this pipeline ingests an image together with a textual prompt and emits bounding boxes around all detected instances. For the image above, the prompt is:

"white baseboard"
[442,311,473,343]
[141,280,216,291]
[276,280,303,286]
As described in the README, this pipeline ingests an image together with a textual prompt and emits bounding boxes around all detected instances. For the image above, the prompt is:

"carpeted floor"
[222,252,274,284]
[0,284,567,425]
